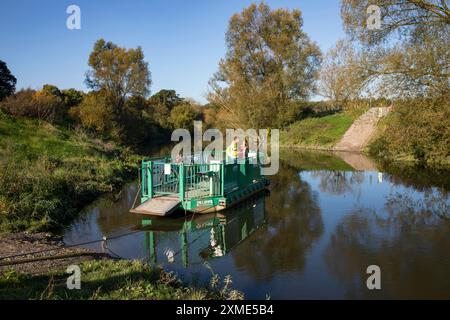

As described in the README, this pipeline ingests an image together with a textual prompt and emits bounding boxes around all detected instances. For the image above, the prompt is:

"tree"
[169,103,200,130]
[73,91,115,135]
[32,86,64,122]
[148,89,184,129]
[317,40,369,106]
[341,0,450,46]
[0,60,17,101]
[61,88,84,108]
[341,0,450,98]
[85,39,151,109]
[148,89,183,109]
[209,2,322,129]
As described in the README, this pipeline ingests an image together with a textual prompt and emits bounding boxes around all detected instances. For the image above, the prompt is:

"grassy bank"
[0,259,243,300]
[0,112,140,233]
[280,109,365,149]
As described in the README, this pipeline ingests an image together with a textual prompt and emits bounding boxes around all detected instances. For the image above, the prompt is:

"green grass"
[0,259,243,300]
[0,112,140,233]
[280,109,365,149]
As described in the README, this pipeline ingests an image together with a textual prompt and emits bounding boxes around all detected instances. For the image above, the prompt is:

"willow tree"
[318,40,370,107]
[341,0,450,98]
[209,2,322,129]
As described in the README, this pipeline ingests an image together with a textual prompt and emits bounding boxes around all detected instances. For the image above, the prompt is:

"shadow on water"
[64,149,450,299]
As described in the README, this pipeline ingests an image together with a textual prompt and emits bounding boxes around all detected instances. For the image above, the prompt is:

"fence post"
[141,161,146,201]
[179,163,185,201]
[148,161,153,199]
[220,162,224,196]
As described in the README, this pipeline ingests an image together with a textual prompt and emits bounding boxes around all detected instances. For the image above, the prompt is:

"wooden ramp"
[130,195,180,216]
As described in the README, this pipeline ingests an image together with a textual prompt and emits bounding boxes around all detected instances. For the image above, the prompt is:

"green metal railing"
[140,152,264,203]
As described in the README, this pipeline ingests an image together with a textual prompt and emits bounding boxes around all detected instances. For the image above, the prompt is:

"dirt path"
[333,107,391,152]
[0,233,110,275]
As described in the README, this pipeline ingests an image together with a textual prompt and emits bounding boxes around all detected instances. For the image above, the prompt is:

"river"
[63,149,450,299]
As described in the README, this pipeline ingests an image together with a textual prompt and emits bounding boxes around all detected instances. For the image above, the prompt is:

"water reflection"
[325,190,450,299]
[140,193,267,267]
[231,162,323,280]
[64,149,450,299]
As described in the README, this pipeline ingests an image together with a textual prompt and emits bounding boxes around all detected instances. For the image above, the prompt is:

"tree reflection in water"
[232,162,324,280]
[325,190,450,299]
[310,170,365,195]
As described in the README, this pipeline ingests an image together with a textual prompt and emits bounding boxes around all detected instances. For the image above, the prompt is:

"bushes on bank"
[369,97,450,165]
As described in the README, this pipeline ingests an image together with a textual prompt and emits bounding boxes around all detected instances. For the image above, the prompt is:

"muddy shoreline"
[0,232,112,275]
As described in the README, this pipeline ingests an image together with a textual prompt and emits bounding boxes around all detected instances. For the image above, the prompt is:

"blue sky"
[0,0,345,103]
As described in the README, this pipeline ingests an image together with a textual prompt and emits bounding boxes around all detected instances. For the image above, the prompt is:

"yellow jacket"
[226,141,238,158]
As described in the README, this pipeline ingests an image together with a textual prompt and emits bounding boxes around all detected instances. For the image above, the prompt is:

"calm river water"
[63,150,450,299]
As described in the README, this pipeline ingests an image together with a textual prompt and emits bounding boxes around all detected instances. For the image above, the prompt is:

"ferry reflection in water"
[140,192,267,267]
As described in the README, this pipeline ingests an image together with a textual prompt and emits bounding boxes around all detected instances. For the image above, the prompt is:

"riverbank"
[279,108,367,150]
[280,102,449,167]
[0,232,110,274]
[0,112,141,233]
[0,233,243,300]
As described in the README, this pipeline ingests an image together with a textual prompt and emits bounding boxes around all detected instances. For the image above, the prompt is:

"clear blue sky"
[0,0,344,103]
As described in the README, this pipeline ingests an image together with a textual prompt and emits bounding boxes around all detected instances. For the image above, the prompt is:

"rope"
[0,229,142,261]
[0,252,107,267]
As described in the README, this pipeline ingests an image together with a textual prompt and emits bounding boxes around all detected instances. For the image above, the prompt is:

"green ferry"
[130,151,269,216]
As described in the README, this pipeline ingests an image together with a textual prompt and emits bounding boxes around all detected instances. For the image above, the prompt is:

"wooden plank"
[130,195,180,216]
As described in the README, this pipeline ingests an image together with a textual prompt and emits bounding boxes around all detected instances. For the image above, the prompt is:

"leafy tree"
[61,88,84,108]
[121,96,162,146]
[169,103,200,130]
[148,89,184,129]
[148,89,183,109]
[85,39,151,109]
[0,60,17,101]
[209,2,322,129]
[42,84,62,98]
[73,91,115,135]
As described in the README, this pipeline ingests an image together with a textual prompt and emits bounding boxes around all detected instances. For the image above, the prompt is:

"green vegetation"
[208,2,322,129]
[280,109,364,149]
[0,111,139,233]
[369,98,450,166]
[0,259,243,300]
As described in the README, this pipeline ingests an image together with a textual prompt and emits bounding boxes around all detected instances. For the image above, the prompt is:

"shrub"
[169,103,200,131]
[369,97,450,165]
[0,86,67,122]
[70,92,115,135]
[0,88,37,117]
